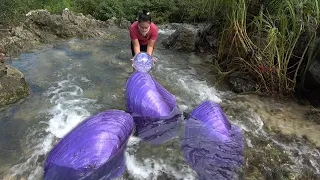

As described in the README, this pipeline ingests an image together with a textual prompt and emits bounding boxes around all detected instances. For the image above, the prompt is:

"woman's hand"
[152,57,158,62]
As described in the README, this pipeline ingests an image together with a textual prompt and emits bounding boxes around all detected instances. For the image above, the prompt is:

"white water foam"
[124,137,196,180]
[178,78,222,103]
[158,29,176,35]
[155,64,222,111]
[9,74,99,179]
[45,80,95,138]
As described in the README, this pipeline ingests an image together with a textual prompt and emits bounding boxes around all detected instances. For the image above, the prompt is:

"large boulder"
[162,24,199,52]
[161,23,220,53]
[24,9,109,39]
[303,52,320,106]
[300,26,320,106]
[0,9,112,57]
[228,72,258,93]
[195,23,220,53]
[106,17,131,29]
[309,59,320,85]
[0,63,29,108]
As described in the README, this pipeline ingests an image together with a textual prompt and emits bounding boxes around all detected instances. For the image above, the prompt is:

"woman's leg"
[131,43,149,57]
[140,44,148,53]
[140,44,154,55]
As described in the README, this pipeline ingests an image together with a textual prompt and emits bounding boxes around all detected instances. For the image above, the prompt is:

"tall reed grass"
[216,0,320,94]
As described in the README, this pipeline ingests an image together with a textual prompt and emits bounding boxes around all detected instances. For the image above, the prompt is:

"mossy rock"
[0,64,29,108]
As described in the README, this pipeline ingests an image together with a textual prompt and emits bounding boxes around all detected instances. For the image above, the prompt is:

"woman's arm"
[147,24,158,56]
[147,39,156,55]
[132,39,140,55]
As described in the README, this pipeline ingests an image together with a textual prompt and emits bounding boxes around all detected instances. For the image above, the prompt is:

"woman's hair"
[138,10,151,23]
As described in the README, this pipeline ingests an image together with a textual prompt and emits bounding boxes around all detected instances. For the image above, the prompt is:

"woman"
[130,10,158,59]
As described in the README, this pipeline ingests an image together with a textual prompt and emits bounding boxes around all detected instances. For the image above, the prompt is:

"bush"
[0,0,218,25]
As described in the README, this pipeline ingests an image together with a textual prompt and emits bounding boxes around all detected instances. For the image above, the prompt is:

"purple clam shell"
[132,107,182,144]
[44,109,134,180]
[126,71,176,117]
[182,100,244,180]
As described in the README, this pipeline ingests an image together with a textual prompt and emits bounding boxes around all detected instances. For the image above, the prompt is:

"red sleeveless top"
[129,21,158,45]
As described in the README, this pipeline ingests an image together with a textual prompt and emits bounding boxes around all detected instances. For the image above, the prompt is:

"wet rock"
[161,22,220,54]
[0,49,28,108]
[195,23,220,53]
[0,64,29,108]
[24,9,108,39]
[292,19,320,106]
[309,59,320,84]
[228,72,258,93]
[106,17,117,26]
[162,24,199,52]
[303,45,320,106]
[106,17,131,29]
[119,18,131,29]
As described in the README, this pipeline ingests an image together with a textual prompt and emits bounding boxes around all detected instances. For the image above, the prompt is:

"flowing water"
[0,27,320,180]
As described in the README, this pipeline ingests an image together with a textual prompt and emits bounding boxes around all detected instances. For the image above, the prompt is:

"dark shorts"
[131,42,147,57]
